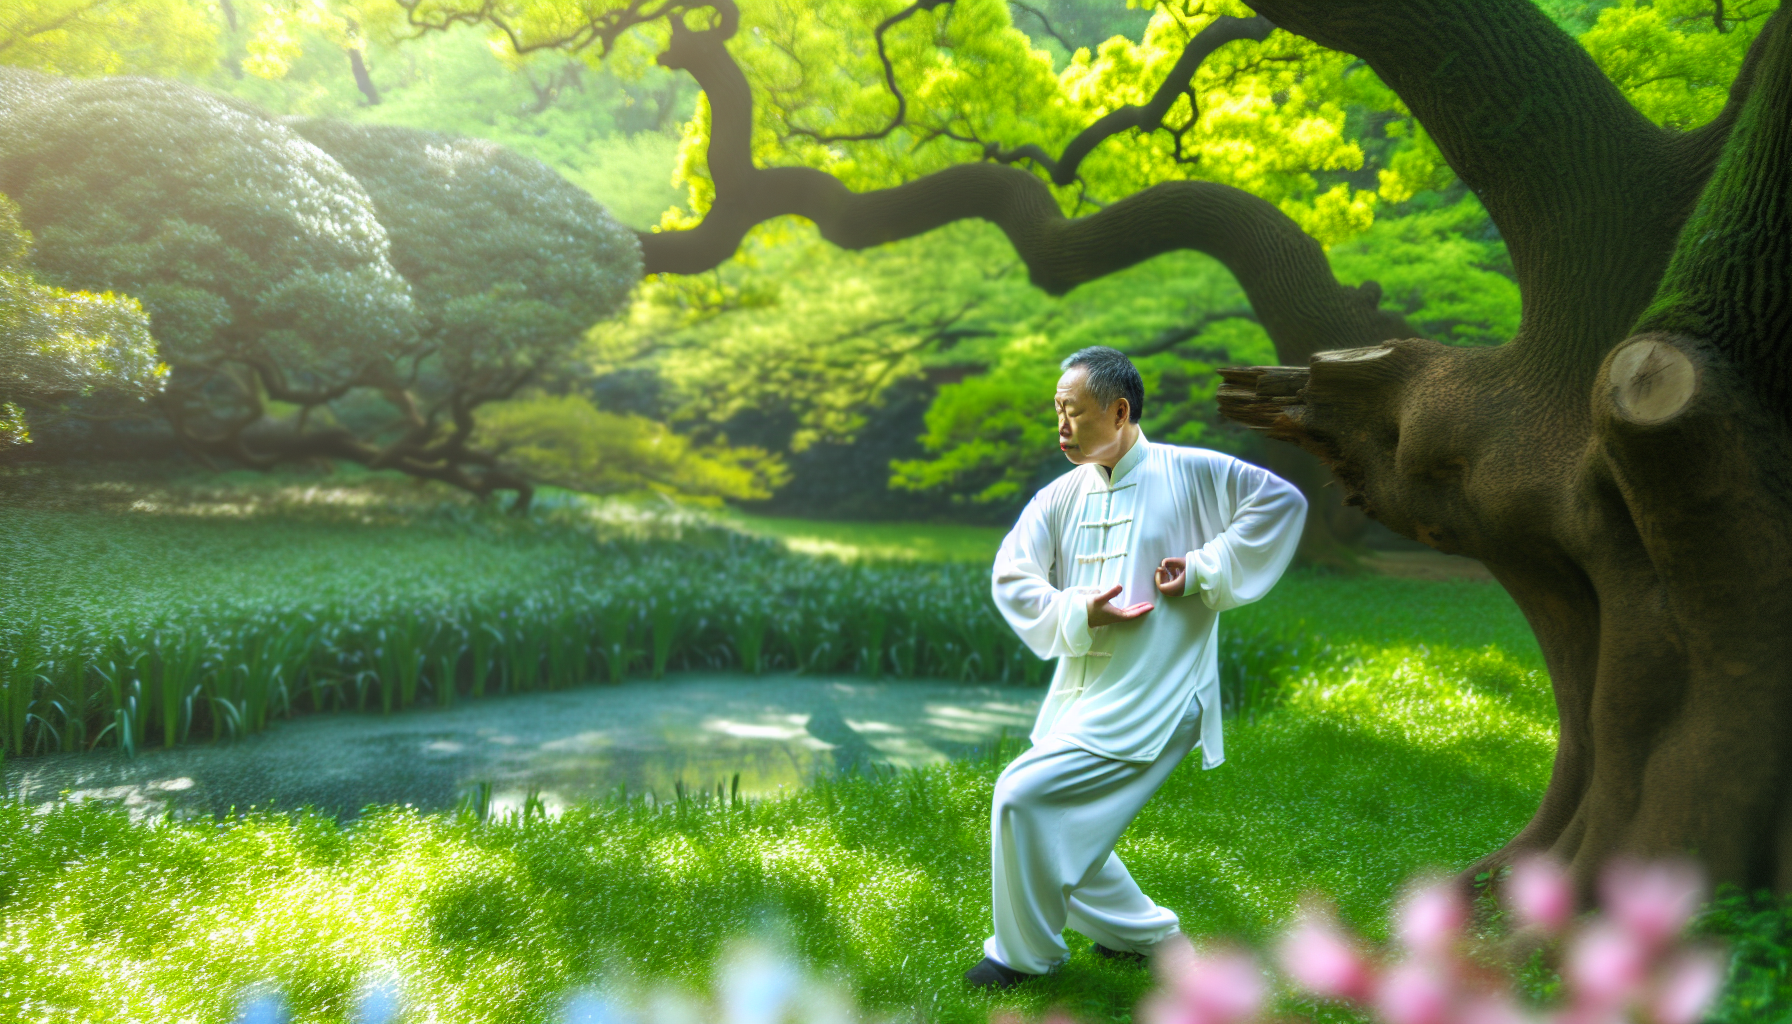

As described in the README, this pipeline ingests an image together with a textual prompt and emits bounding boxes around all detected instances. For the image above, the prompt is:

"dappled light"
[5,0,1792,1021]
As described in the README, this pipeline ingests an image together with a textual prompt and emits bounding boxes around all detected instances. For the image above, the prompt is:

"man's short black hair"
[1060,346,1144,423]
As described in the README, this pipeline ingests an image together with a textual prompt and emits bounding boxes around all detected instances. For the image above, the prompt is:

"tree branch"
[1041,14,1274,186]
[1128,309,1257,359]
[789,10,1275,184]
[0,0,110,55]
[1634,11,1792,419]
[1675,6,1785,178]
[785,0,954,145]
[644,8,1410,365]
[1007,1,1072,52]
[396,0,688,59]
[347,48,380,105]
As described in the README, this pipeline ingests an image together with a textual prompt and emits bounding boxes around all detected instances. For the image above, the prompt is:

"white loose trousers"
[983,694,1204,974]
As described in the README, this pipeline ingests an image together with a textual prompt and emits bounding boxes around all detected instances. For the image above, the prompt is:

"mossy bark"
[640,0,1792,891]
[1218,2,1792,894]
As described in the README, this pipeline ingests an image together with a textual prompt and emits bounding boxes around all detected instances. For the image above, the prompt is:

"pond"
[6,674,1043,819]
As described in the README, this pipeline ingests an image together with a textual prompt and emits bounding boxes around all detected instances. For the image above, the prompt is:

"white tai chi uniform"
[984,431,1306,973]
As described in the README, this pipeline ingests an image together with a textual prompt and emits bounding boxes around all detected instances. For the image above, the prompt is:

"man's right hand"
[1087,584,1153,628]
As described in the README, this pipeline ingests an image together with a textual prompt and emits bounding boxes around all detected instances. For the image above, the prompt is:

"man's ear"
[1113,398,1130,428]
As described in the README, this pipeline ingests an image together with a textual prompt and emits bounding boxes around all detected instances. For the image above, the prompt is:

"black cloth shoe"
[964,956,1036,990]
[1093,942,1149,966]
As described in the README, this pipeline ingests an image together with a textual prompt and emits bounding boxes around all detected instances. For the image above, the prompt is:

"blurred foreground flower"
[1135,858,1723,1024]
[1141,938,1266,1024]
[1261,857,1721,1024]
[233,938,851,1024]
[226,862,1722,1024]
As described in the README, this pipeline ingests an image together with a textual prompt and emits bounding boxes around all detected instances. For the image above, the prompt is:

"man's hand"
[1154,557,1187,597]
[1088,584,1153,627]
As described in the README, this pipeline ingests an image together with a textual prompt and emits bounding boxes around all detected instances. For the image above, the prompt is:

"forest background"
[5,0,1736,523]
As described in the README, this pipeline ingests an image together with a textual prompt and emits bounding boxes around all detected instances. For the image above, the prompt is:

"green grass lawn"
[718,510,1008,563]
[0,563,1555,1024]
[6,468,1782,1024]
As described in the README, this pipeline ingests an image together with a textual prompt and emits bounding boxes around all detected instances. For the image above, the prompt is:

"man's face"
[1055,367,1129,465]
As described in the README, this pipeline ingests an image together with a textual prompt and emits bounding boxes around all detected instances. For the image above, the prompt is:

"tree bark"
[1212,0,1792,896]
[160,362,535,512]
[567,0,1792,891]
[348,48,380,105]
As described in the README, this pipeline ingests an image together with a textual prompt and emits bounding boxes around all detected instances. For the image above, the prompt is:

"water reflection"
[7,674,1042,819]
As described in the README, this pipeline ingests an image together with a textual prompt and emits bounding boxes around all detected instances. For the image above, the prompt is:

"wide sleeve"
[1183,457,1307,612]
[991,491,1094,660]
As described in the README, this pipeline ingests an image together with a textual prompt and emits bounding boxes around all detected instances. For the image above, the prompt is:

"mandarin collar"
[1097,428,1149,488]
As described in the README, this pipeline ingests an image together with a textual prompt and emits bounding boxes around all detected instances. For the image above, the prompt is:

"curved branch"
[647,13,1409,365]
[1008,1,1072,52]
[1675,7,1785,177]
[1044,14,1274,186]
[1130,309,1258,359]
[0,0,109,55]
[885,14,1274,184]
[396,0,686,58]
[785,0,955,145]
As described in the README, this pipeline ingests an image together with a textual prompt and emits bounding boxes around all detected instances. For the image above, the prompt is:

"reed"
[0,501,1074,757]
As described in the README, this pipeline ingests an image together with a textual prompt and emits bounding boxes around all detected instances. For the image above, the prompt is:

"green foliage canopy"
[0,67,415,410]
[0,0,220,78]
[473,391,783,502]
[286,118,639,405]
[0,193,163,447]
[0,68,648,501]
[589,0,1768,510]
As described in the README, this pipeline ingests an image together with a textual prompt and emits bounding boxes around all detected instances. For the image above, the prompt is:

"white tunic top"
[990,431,1307,765]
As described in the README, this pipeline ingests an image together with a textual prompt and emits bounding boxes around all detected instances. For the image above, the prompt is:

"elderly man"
[965,346,1307,990]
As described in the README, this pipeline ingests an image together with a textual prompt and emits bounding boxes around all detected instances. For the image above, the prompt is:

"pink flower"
[1599,860,1703,948]
[1457,993,1535,1024]
[1276,908,1376,1003]
[1649,949,1726,1024]
[1565,922,1648,1010]
[1374,962,1453,1024]
[1152,936,1266,1024]
[1398,882,1468,957]
[1507,856,1574,935]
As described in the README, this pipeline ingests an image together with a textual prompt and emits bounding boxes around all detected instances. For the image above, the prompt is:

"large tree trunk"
[472,0,1792,892]
[1216,0,1792,895]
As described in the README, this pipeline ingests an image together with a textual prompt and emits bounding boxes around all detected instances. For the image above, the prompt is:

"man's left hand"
[1154,557,1187,597]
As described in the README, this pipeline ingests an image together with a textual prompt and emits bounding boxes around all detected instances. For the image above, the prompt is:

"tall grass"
[0,528,1053,757]
[0,473,1064,758]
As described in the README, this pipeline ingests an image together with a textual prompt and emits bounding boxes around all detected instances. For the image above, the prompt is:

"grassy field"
[718,510,1007,563]
[5,467,1785,1024]
[0,535,1551,1023]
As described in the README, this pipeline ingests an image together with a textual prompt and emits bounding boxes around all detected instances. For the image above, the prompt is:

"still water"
[7,674,1043,819]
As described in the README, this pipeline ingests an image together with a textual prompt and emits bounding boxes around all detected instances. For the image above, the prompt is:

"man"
[965,346,1306,990]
